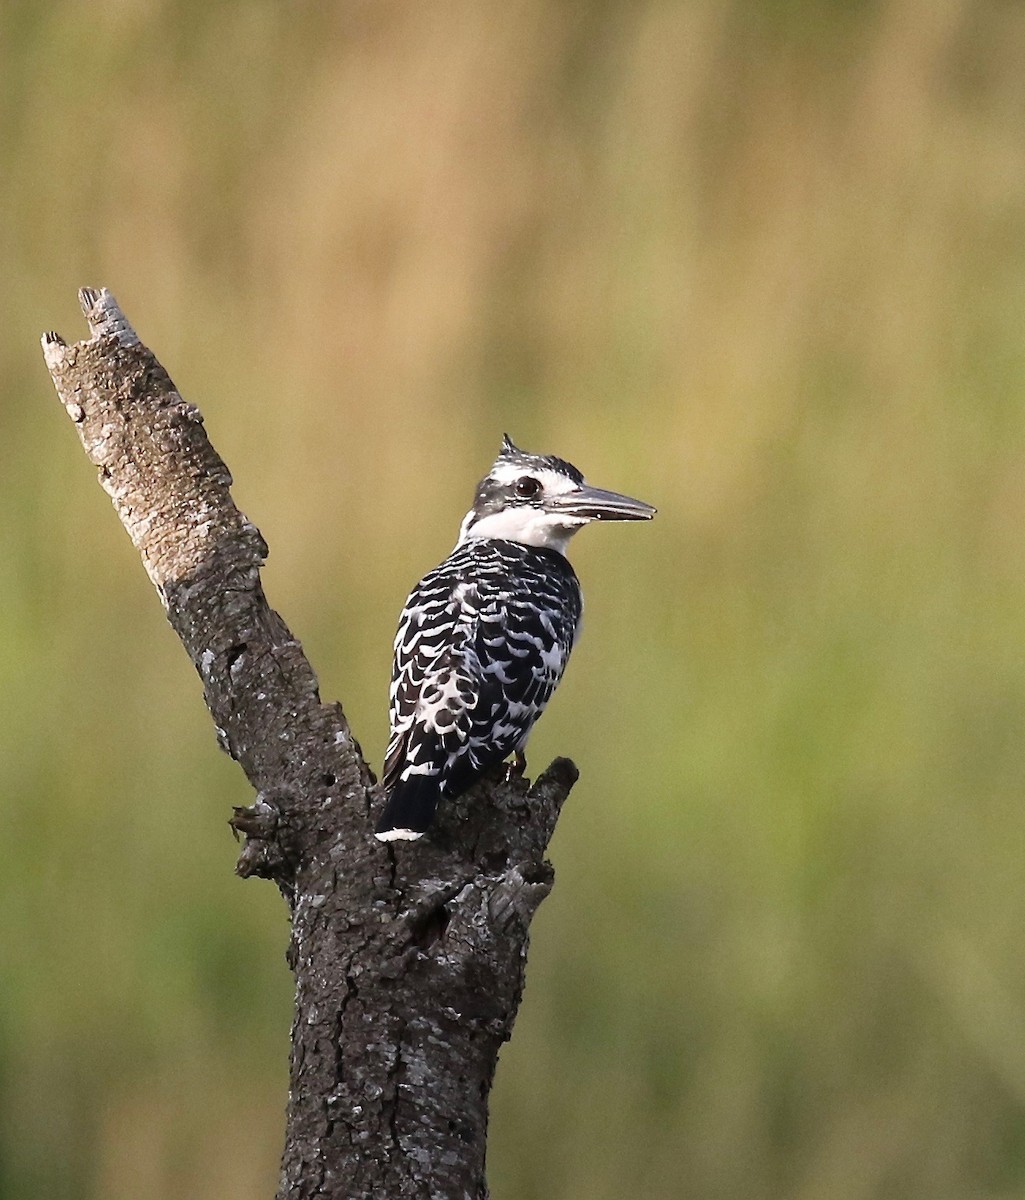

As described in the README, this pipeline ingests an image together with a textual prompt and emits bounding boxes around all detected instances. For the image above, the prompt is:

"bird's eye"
[514,476,541,499]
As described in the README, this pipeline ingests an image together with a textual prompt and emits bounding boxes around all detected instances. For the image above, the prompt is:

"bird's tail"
[374,774,442,842]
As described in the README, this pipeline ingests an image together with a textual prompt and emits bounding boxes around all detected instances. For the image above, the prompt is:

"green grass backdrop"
[4,2,1025,1197]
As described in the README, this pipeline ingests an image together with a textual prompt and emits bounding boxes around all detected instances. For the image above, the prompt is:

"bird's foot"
[504,751,527,783]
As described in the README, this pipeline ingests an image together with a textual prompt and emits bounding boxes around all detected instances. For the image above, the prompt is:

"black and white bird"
[375,435,655,842]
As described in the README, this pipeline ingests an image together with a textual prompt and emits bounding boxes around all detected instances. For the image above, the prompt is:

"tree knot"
[231,789,300,885]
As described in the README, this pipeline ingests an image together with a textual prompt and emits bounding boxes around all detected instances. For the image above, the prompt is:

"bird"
[374,434,655,842]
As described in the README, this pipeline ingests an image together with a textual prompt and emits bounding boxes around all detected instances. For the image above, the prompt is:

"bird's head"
[457,434,656,553]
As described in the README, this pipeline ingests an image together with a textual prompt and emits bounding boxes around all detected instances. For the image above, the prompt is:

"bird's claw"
[504,751,527,783]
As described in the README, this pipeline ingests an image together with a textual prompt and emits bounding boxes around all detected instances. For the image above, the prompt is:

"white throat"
[457,507,586,555]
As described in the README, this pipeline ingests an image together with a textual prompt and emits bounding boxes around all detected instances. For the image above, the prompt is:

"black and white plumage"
[375,435,655,842]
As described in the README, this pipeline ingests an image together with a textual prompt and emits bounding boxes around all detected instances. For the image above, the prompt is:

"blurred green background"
[4,1,1025,1197]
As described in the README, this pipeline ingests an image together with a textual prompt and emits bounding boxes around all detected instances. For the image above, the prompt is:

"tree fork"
[42,287,577,1200]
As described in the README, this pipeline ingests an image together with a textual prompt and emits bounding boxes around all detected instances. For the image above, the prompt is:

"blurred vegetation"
[4,1,1025,1196]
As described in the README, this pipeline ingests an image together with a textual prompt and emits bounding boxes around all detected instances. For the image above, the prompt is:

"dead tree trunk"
[42,288,577,1200]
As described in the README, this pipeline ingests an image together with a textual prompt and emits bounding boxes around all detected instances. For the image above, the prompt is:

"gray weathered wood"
[43,288,577,1200]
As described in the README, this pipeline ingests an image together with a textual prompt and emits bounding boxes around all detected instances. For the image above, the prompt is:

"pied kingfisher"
[375,435,655,842]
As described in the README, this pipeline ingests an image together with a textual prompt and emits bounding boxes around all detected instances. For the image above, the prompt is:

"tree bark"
[42,288,577,1200]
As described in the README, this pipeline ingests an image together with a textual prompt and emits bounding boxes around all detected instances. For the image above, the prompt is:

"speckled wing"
[382,569,482,793]
[380,540,582,827]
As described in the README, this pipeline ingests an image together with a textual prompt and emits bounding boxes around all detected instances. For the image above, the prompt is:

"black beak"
[549,485,656,522]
